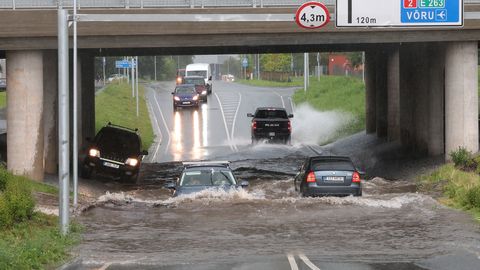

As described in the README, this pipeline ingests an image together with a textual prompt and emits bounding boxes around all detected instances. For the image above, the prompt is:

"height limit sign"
[336,0,463,27]
[295,2,331,29]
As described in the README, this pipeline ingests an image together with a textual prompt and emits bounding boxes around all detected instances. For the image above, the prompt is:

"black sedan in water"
[294,156,363,197]
[165,161,249,197]
[172,84,200,110]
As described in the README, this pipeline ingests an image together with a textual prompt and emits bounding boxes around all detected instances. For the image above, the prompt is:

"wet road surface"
[69,81,480,269]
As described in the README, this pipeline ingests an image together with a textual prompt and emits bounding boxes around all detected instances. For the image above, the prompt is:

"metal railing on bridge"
[0,0,336,9]
[0,0,479,9]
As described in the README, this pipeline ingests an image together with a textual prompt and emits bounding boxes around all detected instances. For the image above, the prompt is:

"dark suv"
[247,107,293,144]
[81,123,148,182]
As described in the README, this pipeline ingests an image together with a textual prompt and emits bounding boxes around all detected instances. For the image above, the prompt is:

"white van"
[185,63,212,94]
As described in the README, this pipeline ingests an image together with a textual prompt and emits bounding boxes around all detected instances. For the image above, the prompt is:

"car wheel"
[81,166,93,179]
[173,104,177,111]
[251,137,257,145]
[355,189,363,197]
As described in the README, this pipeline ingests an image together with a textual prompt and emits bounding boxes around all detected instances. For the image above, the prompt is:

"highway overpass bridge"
[0,1,479,181]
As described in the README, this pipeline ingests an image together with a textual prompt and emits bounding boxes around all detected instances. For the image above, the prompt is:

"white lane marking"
[272,91,286,108]
[229,92,242,151]
[97,262,112,270]
[287,254,299,270]
[214,92,236,152]
[146,93,162,162]
[299,254,321,270]
[153,90,172,155]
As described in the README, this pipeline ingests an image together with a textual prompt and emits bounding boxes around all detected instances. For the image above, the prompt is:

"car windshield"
[255,110,288,119]
[187,70,207,78]
[311,160,355,171]
[175,87,195,94]
[95,128,140,154]
[180,169,236,186]
[183,78,205,85]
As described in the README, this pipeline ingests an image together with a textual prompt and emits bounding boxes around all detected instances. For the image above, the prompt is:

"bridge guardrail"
[0,0,335,9]
[0,0,479,9]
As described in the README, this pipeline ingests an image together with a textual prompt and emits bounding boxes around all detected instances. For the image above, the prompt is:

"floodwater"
[75,145,480,268]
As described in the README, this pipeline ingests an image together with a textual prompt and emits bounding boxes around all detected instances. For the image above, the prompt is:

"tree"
[261,54,292,72]
[346,52,363,68]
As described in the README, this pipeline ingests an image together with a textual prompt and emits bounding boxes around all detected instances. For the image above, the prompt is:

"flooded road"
[70,82,480,269]
[74,149,480,269]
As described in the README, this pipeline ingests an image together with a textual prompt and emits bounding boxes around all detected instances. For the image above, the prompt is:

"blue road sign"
[400,0,461,25]
[116,60,132,69]
[242,58,248,68]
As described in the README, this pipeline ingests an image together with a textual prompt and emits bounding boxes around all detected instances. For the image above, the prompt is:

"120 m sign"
[295,2,330,29]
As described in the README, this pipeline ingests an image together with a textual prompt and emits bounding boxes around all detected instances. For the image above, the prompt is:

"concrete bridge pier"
[445,41,479,157]
[6,50,44,181]
[43,50,58,174]
[365,50,377,134]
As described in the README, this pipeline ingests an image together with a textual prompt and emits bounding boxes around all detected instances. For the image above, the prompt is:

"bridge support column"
[365,50,377,134]
[445,41,478,158]
[427,44,445,156]
[43,50,58,174]
[376,50,388,138]
[80,54,95,145]
[6,50,44,181]
[387,46,400,142]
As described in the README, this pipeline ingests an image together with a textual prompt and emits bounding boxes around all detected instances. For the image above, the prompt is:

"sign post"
[336,0,463,27]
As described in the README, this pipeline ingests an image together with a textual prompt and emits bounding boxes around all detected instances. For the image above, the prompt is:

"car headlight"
[89,149,100,157]
[125,158,139,167]
[201,90,207,95]
[193,95,199,101]
[174,96,180,101]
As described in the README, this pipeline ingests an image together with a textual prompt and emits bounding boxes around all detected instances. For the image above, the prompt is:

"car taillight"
[288,120,291,132]
[306,171,316,183]
[352,171,361,183]
[252,121,257,130]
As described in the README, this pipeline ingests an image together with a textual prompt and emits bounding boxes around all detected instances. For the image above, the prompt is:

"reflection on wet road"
[145,81,296,162]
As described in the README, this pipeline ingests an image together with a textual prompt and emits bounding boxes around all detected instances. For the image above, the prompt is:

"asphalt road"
[67,81,480,270]
[144,80,298,163]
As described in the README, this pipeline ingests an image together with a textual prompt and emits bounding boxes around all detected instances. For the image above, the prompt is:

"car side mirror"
[247,113,254,117]
[357,170,366,177]
[288,114,294,118]
[141,150,148,156]
[171,92,175,95]
[240,180,249,188]
[164,181,176,190]
[209,76,212,81]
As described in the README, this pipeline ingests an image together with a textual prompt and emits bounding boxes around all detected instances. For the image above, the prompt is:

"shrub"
[450,147,473,168]
[463,186,480,209]
[0,169,35,229]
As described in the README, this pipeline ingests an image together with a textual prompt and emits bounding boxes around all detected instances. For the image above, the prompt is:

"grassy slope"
[418,164,480,221]
[292,76,366,141]
[95,82,154,151]
[0,214,81,269]
[238,77,303,88]
[0,92,6,108]
[0,168,81,269]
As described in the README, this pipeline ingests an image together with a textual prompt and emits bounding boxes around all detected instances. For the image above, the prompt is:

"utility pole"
[131,57,135,98]
[102,57,106,86]
[58,8,70,236]
[72,0,79,208]
[154,56,157,81]
[136,56,139,117]
[304,52,309,92]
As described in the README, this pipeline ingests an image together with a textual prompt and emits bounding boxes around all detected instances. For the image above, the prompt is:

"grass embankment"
[0,168,81,269]
[418,149,480,221]
[0,92,6,108]
[238,77,303,88]
[95,82,154,151]
[293,76,366,142]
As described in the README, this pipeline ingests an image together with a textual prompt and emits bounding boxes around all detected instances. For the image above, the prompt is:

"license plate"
[103,162,120,169]
[269,132,276,136]
[324,176,344,182]
[182,102,191,105]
